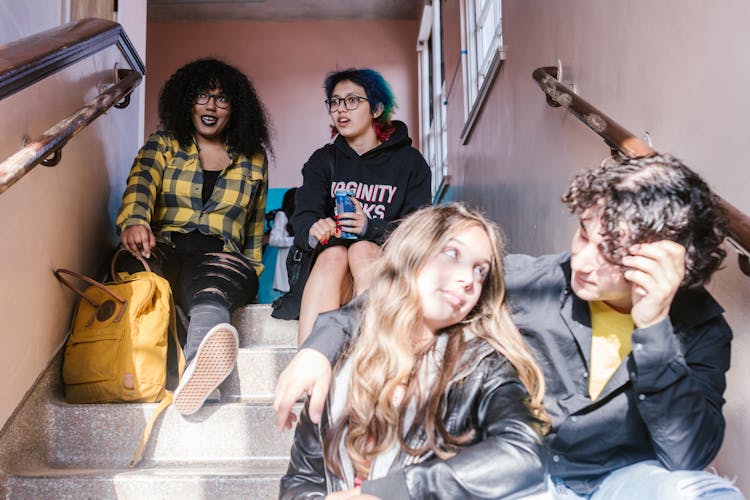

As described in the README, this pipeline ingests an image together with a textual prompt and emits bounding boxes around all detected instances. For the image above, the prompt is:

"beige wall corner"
[0,1,147,429]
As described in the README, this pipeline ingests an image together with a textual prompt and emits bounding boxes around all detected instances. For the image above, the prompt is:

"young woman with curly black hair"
[115,58,271,415]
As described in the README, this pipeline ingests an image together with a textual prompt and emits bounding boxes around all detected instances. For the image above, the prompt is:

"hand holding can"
[334,189,358,239]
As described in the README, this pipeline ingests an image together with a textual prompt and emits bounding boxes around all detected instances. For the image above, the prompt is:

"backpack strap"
[54,269,129,326]
[111,247,152,279]
[129,392,173,467]
[129,283,185,468]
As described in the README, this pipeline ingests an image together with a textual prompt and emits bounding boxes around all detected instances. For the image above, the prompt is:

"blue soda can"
[334,189,358,239]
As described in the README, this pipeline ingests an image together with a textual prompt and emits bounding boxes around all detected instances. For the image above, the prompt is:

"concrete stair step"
[219,346,297,399]
[1,460,288,499]
[43,400,297,469]
[0,304,303,498]
[231,304,298,348]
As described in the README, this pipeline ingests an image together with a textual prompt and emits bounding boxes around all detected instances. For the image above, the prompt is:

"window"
[460,0,504,142]
[417,2,448,199]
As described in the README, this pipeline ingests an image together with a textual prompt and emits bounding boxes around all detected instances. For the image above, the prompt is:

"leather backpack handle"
[111,246,152,281]
[54,268,129,325]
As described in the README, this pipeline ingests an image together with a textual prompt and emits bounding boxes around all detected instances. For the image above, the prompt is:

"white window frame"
[417,2,448,201]
[460,0,504,143]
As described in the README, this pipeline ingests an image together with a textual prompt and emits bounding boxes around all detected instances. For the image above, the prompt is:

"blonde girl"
[281,203,549,499]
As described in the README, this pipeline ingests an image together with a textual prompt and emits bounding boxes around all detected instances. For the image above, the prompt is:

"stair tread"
[0,303,302,498]
[48,395,300,407]
[5,460,289,477]
[48,395,304,408]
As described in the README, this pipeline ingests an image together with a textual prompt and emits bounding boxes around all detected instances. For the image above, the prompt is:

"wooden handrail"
[532,66,750,276]
[0,18,144,100]
[0,69,141,195]
[0,18,144,195]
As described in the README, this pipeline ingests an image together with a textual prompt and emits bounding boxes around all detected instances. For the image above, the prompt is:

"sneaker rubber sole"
[173,325,238,415]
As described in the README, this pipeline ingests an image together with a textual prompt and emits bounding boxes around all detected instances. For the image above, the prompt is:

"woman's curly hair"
[562,154,728,287]
[158,58,272,159]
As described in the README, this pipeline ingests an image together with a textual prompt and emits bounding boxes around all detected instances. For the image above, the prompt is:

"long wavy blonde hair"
[324,203,548,480]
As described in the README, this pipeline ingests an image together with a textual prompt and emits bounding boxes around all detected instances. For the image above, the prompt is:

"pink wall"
[146,20,420,188]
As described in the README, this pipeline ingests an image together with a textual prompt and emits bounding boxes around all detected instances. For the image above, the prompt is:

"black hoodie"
[293,120,431,250]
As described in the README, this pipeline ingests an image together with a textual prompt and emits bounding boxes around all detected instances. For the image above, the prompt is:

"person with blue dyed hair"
[323,68,398,142]
[291,68,432,346]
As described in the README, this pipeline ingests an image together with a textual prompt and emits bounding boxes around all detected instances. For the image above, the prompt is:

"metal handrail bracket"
[532,65,750,275]
[0,69,141,195]
[0,18,145,195]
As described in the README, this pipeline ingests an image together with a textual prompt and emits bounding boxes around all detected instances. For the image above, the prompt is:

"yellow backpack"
[55,249,185,466]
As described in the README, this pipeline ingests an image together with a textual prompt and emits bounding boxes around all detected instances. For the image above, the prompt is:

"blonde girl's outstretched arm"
[274,300,360,429]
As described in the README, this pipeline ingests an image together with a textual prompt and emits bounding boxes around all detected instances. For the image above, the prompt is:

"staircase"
[0,305,299,499]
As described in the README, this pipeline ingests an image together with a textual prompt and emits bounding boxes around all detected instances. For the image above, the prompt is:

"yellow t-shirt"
[588,300,634,400]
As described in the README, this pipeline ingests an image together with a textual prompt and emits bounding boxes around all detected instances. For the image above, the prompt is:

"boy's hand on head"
[622,240,686,328]
[273,348,332,431]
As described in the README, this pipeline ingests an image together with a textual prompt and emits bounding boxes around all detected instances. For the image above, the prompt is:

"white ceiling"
[147,0,422,22]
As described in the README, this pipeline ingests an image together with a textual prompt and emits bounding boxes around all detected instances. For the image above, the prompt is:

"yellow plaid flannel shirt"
[116,131,267,275]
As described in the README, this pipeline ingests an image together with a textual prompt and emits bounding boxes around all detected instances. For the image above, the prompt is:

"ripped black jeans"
[114,231,258,361]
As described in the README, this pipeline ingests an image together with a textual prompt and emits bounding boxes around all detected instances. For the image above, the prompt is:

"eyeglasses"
[194,92,231,109]
[325,95,368,112]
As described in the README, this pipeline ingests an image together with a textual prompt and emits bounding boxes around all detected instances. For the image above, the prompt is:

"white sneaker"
[173,323,238,415]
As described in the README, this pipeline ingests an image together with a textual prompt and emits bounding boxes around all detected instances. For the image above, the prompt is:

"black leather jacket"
[297,253,733,496]
[280,313,548,500]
